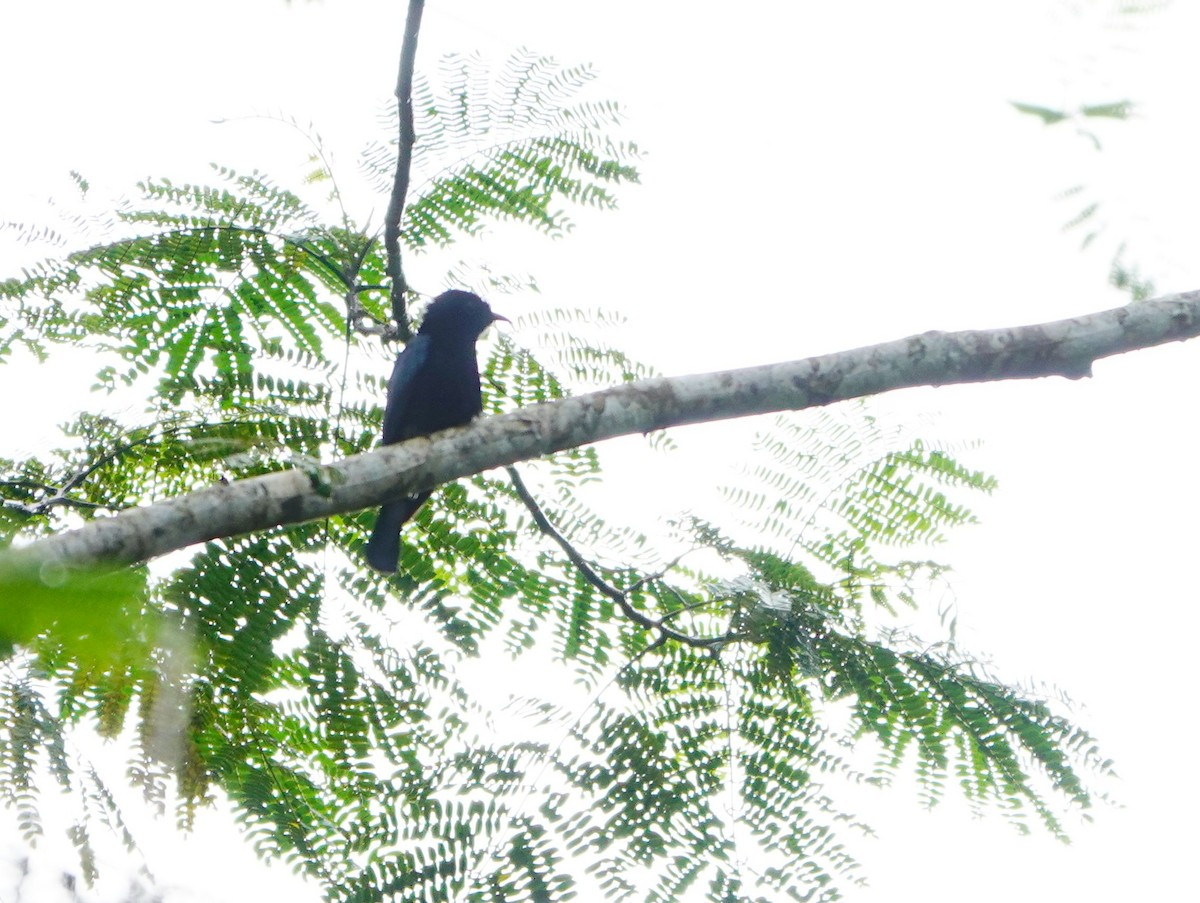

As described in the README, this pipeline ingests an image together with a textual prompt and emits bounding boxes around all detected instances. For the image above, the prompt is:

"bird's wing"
[380,333,431,445]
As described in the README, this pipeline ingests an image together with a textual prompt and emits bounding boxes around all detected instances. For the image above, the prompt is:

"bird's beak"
[491,313,511,325]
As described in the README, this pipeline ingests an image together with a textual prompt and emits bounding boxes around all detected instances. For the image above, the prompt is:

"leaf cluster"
[0,51,1110,903]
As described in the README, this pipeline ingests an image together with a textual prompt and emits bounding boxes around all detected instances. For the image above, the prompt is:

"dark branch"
[383,0,426,341]
[505,466,730,649]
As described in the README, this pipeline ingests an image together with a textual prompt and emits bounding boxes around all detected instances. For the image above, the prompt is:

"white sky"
[3,0,1200,900]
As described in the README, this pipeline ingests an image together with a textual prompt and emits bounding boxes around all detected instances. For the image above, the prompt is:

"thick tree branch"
[8,291,1200,571]
[383,0,425,340]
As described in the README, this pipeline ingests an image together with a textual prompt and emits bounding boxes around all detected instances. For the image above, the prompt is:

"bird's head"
[419,290,508,339]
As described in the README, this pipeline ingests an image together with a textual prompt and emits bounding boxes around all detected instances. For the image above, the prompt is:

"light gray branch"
[9,291,1200,571]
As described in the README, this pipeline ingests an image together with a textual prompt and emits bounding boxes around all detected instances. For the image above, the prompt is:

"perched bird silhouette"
[365,290,507,573]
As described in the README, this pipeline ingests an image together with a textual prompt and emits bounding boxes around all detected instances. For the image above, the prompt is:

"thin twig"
[2,496,101,515]
[383,0,426,341]
[505,466,730,650]
[343,237,390,337]
[658,595,722,625]
[2,418,265,517]
[626,552,688,594]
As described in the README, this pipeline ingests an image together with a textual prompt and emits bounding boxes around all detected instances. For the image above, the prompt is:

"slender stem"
[505,466,730,650]
[383,0,426,341]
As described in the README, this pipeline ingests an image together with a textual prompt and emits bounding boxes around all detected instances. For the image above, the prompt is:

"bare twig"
[658,595,722,625]
[1,495,101,516]
[382,0,426,341]
[505,466,730,649]
[343,236,391,337]
[626,553,688,594]
[1,418,275,518]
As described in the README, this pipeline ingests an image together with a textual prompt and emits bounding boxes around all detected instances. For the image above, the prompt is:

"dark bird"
[365,290,506,573]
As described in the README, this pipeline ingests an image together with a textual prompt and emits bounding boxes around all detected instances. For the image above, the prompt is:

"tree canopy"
[2,3,1189,901]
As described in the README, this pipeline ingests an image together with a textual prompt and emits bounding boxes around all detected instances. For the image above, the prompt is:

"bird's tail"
[365,492,431,573]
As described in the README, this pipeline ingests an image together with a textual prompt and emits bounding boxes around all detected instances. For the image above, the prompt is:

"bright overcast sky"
[3,1,1200,900]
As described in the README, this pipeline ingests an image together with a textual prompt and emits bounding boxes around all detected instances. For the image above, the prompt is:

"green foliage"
[1011,90,1156,293]
[362,50,639,249]
[1010,99,1134,127]
[0,564,149,666]
[0,49,1109,903]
